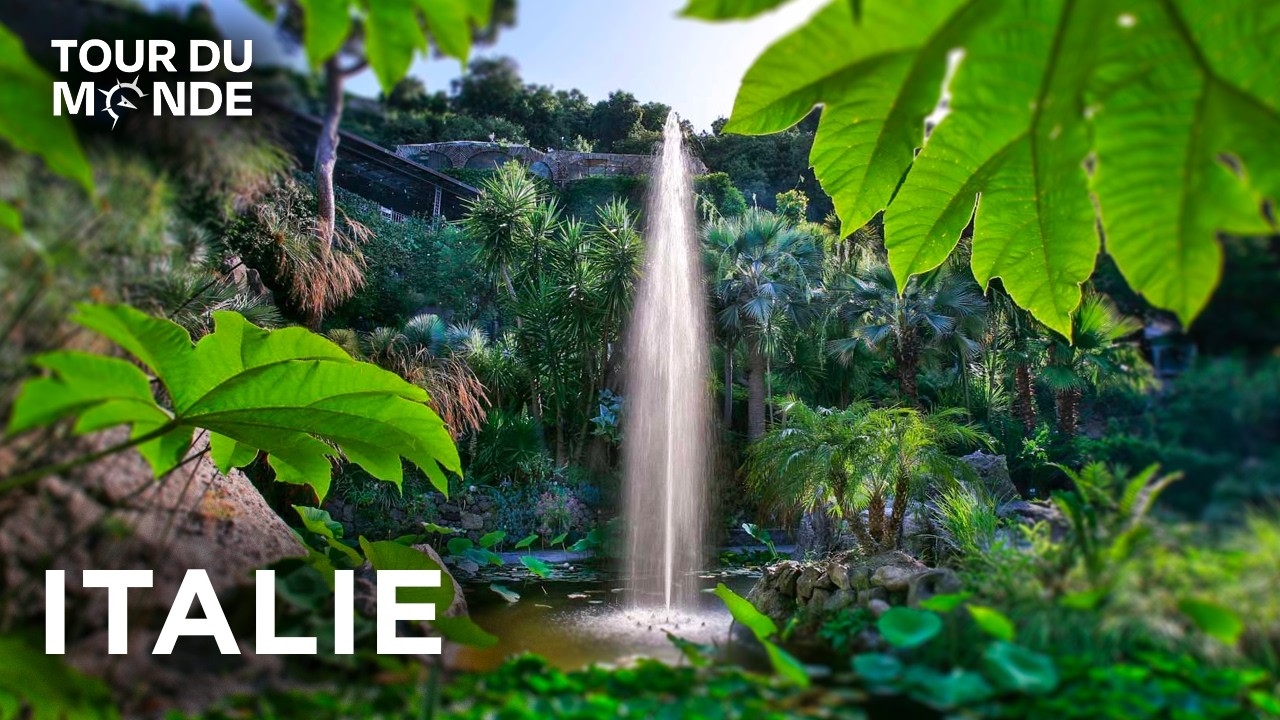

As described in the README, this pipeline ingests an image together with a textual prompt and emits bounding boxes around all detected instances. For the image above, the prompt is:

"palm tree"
[706,210,822,439]
[1040,293,1147,437]
[745,400,990,553]
[829,263,985,405]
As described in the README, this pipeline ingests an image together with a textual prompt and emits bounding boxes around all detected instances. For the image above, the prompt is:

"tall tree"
[706,210,821,438]
[1040,293,1146,437]
[248,0,510,325]
[829,263,984,405]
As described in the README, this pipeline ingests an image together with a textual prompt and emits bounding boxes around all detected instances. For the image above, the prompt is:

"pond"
[447,558,761,672]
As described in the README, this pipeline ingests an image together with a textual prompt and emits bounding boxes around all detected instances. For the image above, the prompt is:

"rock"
[460,511,485,531]
[870,554,928,592]
[828,558,851,590]
[960,451,1019,501]
[867,599,892,618]
[796,565,822,600]
[824,588,858,613]
[0,429,304,715]
[907,569,963,608]
[809,588,832,611]
[772,561,802,597]
[858,587,888,605]
[747,577,795,624]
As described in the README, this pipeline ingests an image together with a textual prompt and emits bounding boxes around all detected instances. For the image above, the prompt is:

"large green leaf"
[706,0,1280,334]
[712,583,777,641]
[359,538,496,648]
[762,638,811,688]
[681,0,793,20]
[966,604,1016,642]
[7,305,459,502]
[1178,598,1244,645]
[298,0,352,68]
[0,24,94,198]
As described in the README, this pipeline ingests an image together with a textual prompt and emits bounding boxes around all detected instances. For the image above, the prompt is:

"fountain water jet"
[623,113,711,610]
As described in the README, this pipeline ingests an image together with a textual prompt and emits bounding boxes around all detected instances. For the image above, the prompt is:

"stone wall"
[746,551,961,633]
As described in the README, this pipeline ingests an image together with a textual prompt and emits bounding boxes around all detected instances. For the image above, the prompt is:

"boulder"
[868,551,929,592]
[907,569,963,608]
[960,451,1019,501]
[867,599,892,618]
[459,511,485,531]
[0,430,305,714]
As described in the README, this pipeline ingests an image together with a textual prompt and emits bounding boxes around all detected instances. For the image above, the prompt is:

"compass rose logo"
[99,77,147,130]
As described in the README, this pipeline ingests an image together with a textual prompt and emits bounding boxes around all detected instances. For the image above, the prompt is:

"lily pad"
[982,641,1059,695]
[520,555,552,578]
[877,607,942,649]
[489,583,520,603]
[851,653,903,685]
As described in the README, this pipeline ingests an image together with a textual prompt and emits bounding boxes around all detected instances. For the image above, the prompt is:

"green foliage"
[251,0,495,91]
[187,654,869,720]
[0,636,118,720]
[967,605,1016,642]
[1177,599,1245,646]
[328,198,488,328]
[697,0,1280,335]
[681,0,791,19]
[746,399,990,550]
[5,305,459,502]
[694,172,749,220]
[0,23,94,232]
[774,189,808,227]
[518,555,551,578]
[828,260,985,403]
[713,583,809,687]
[819,608,872,653]
[714,583,777,640]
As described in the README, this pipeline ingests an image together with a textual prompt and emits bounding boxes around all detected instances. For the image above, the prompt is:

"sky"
[144,0,826,131]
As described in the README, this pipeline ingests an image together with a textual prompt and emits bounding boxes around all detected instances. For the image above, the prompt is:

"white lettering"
[190,40,220,73]
[79,39,111,73]
[189,82,222,116]
[149,40,176,73]
[45,571,66,654]
[83,570,153,654]
[53,82,93,116]
[225,82,252,116]
[152,569,240,655]
[376,570,442,655]
[51,40,77,72]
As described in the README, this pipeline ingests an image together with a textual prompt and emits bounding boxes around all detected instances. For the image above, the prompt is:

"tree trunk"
[866,491,886,548]
[893,336,920,405]
[886,469,911,547]
[1014,361,1037,432]
[747,342,767,439]
[722,346,734,430]
[316,58,344,250]
[1056,388,1081,437]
